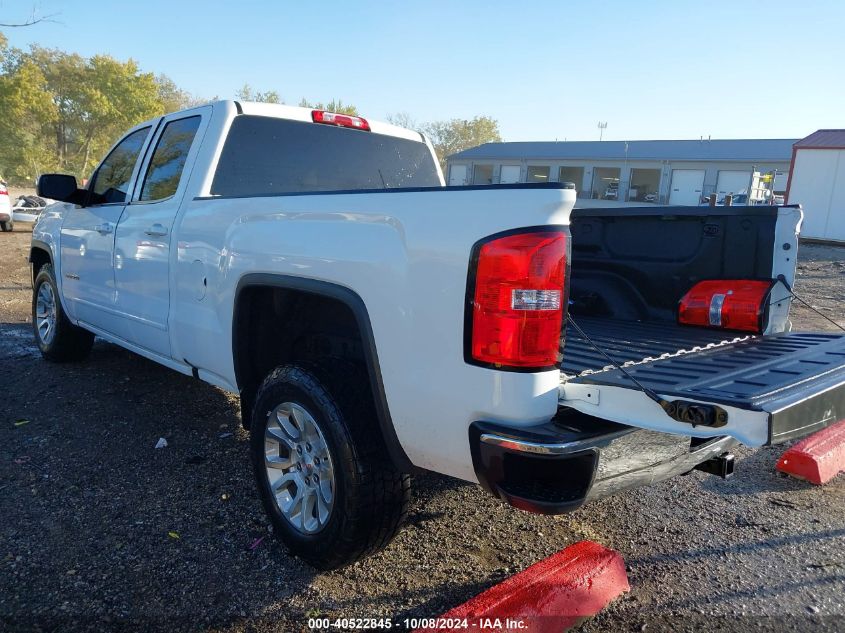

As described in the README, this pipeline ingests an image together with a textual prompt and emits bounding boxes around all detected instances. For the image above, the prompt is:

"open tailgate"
[559,328,845,447]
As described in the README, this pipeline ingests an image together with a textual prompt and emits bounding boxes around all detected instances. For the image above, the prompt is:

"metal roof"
[448,138,797,162]
[794,129,845,149]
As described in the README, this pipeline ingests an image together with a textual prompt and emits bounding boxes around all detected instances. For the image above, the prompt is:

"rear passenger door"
[112,109,207,356]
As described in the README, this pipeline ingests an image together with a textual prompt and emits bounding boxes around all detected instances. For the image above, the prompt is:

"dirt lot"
[1,225,843,632]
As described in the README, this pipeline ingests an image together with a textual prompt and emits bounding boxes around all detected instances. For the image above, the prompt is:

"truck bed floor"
[562,316,751,377]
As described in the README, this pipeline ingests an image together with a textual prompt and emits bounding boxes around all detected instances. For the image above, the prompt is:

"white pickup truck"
[31,101,845,569]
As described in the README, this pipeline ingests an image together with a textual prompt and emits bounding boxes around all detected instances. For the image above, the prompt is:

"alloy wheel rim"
[264,402,335,534]
[35,282,57,345]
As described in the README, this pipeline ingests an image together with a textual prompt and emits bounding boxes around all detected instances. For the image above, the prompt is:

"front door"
[60,125,152,332]
[112,111,204,356]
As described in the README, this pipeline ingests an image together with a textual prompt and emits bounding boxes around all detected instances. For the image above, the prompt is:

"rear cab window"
[210,116,441,197]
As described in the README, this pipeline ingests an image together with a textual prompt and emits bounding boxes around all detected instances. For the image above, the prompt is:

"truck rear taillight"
[0,184,7,195]
[678,279,776,333]
[311,110,370,131]
[466,229,568,370]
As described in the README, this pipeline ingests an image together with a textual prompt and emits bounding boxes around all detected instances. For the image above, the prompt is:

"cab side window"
[140,116,201,202]
[89,127,151,204]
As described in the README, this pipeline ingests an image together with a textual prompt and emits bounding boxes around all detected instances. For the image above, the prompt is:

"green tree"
[385,112,416,130]
[0,37,191,183]
[156,74,194,112]
[298,97,358,115]
[236,83,281,103]
[73,54,165,175]
[421,116,502,170]
[0,55,57,183]
[229,86,362,115]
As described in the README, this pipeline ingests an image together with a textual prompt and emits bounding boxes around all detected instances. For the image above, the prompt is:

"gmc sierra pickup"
[30,101,845,569]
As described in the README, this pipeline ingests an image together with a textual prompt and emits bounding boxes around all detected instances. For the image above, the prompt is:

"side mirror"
[37,174,85,204]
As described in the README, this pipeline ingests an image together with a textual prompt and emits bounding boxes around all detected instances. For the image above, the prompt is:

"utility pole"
[598,121,607,141]
[623,141,629,200]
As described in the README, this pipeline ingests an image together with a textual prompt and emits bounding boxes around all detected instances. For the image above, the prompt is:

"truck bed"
[562,316,752,377]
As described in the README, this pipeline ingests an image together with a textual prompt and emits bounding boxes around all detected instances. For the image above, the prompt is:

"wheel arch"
[232,273,413,471]
[29,239,53,282]
[28,240,77,319]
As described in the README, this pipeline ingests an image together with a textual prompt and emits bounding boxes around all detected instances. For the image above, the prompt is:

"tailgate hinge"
[559,382,600,406]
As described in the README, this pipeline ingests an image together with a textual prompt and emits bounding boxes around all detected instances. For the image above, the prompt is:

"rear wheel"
[251,364,410,569]
[32,263,94,361]
[0,220,12,232]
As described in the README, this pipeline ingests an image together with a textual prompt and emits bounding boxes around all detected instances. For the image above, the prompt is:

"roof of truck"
[233,101,425,143]
[448,138,798,162]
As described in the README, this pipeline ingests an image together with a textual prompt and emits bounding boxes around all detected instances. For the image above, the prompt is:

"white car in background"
[0,181,12,231]
[12,194,53,224]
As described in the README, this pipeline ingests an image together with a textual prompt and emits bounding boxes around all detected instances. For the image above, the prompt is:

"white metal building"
[446,139,795,205]
[786,130,845,242]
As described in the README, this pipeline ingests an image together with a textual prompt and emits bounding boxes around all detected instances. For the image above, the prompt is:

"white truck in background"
[30,101,845,569]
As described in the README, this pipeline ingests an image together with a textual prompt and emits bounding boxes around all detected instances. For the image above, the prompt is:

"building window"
[558,167,585,195]
[473,164,493,185]
[591,167,621,200]
[629,168,661,202]
[527,166,550,182]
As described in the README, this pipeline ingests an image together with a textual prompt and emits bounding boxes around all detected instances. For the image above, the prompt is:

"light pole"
[598,122,607,141]
[623,141,629,201]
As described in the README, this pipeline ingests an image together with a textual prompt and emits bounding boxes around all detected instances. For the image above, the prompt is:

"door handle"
[95,222,113,234]
[145,223,168,237]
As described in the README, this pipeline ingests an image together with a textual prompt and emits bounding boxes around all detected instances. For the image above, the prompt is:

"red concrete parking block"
[414,540,629,633]
[777,418,845,485]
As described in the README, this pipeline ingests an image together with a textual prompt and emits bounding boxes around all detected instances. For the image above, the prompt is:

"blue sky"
[3,0,843,141]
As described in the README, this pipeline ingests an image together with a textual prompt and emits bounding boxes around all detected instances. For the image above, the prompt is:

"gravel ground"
[1,224,843,632]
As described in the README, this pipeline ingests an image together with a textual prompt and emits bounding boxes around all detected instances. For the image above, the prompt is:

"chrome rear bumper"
[586,430,736,500]
[470,415,737,515]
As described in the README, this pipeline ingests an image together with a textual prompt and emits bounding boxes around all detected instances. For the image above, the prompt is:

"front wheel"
[251,365,410,570]
[32,263,94,361]
[0,220,12,232]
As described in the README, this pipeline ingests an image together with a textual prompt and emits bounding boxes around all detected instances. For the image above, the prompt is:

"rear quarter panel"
[171,186,575,481]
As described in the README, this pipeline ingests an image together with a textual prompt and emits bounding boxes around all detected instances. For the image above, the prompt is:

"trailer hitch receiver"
[695,452,735,479]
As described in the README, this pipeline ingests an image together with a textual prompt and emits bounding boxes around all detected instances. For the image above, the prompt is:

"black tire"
[32,263,94,362]
[0,220,11,232]
[24,195,46,207]
[251,364,411,570]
